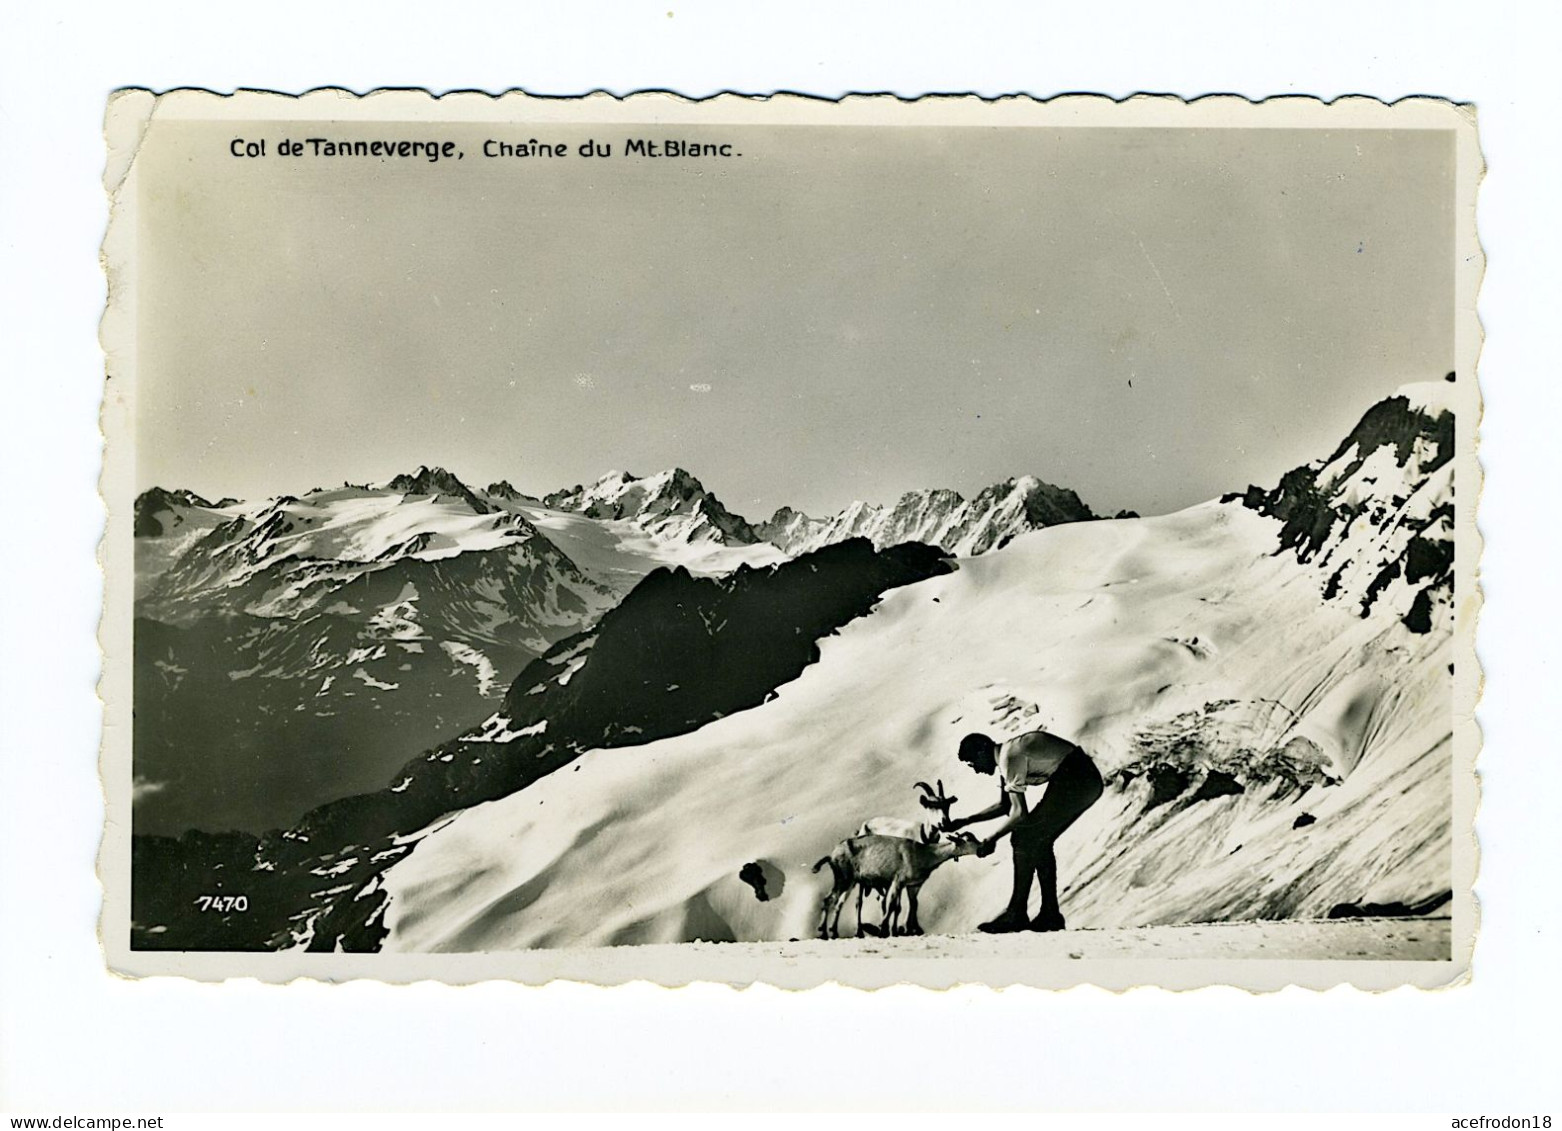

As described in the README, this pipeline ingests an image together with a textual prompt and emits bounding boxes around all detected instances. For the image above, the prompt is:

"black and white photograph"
[99,91,1480,988]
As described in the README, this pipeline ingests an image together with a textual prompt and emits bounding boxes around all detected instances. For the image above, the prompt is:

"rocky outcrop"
[386,466,495,514]
[133,486,216,537]
[545,468,760,545]
[483,479,532,503]
[1235,379,1457,634]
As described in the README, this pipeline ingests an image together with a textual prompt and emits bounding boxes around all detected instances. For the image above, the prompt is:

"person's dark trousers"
[1005,748,1104,924]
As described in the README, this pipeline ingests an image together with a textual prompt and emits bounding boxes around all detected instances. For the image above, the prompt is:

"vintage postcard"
[99,90,1481,989]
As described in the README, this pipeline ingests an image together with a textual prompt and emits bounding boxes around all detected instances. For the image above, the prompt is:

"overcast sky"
[135,121,1454,520]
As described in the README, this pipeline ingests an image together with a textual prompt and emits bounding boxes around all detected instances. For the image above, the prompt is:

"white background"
[1,0,1557,1114]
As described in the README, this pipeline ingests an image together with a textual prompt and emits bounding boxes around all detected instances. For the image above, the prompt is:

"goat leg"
[901,884,925,936]
[882,882,902,937]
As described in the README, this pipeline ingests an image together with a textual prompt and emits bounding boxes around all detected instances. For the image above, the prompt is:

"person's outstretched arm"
[944,786,1011,830]
[978,790,1029,852]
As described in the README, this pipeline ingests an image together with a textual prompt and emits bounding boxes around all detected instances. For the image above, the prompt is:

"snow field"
[380,501,1453,950]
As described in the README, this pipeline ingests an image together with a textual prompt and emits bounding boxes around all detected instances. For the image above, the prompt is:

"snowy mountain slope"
[134,485,238,537]
[133,472,618,834]
[373,388,1456,950]
[128,539,953,950]
[487,492,786,593]
[140,480,603,626]
[127,384,1459,953]
[754,476,1097,558]
[132,488,245,600]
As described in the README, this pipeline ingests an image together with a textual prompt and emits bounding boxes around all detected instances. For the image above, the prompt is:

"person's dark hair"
[958,732,997,768]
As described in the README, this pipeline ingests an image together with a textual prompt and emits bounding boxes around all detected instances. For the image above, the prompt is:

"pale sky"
[135,121,1455,520]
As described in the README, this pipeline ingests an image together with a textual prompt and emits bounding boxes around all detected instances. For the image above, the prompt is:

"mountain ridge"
[132,478,618,834]
[755,475,1097,557]
[127,380,1461,952]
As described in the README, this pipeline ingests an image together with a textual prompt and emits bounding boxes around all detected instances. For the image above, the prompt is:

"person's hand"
[940,814,961,832]
[976,838,996,857]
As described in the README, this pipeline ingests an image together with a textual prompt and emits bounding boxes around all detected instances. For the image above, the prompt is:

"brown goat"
[812,831,984,939]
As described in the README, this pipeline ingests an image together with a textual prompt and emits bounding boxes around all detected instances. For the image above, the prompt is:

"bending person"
[945,728,1104,933]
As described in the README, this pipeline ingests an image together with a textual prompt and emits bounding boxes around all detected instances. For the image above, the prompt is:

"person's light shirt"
[998,730,1081,795]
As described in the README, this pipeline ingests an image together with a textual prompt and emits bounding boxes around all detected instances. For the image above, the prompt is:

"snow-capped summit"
[383,466,494,514]
[133,486,235,537]
[757,475,1096,557]
[543,467,760,546]
[755,505,829,551]
[133,478,618,834]
[133,487,248,599]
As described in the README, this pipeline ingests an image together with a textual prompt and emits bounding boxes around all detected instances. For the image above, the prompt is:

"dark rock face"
[1115,701,1335,800]
[499,538,950,749]
[1236,393,1455,633]
[133,518,606,835]
[132,830,272,952]
[1143,764,1194,810]
[1293,812,1317,829]
[1188,769,1245,804]
[1247,397,1452,564]
[1327,892,1452,919]
[484,479,531,502]
[134,486,216,537]
[130,538,952,952]
[386,466,494,514]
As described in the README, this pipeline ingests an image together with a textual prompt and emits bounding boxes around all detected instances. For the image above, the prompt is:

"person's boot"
[978,909,1031,934]
[1029,908,1066,932]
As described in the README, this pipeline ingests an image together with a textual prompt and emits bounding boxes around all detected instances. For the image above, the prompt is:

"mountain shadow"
[130,538,953,952]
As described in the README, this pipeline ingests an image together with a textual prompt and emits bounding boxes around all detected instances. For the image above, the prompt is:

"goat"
[851,781,959,845]
[848,819,943,932]
[855,816,943,843]
[812,831,983,939]
[914,779,958,829]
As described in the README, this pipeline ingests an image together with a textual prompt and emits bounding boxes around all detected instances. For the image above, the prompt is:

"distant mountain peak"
[134,486,217,537]
[484,480,535,503]
[385,466,493,514]
[758,475,1096,558]
[137,485,214,510]
[765,504,817,525]
[543,468,757,545]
